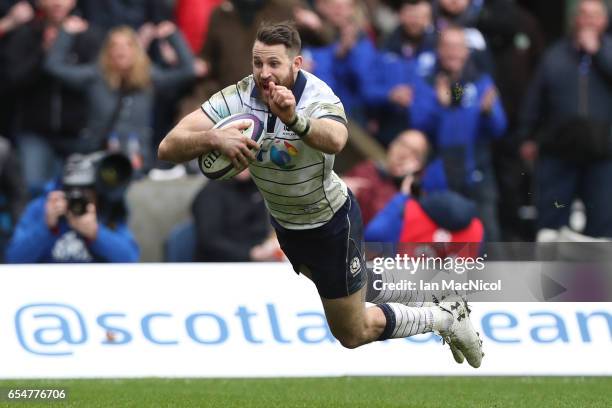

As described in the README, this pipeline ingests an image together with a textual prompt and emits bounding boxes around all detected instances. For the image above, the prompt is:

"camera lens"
[65,189,89,216]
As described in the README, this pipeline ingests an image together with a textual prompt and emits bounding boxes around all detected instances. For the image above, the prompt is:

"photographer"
[5,152,139,263]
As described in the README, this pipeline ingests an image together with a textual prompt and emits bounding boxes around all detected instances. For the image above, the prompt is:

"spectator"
[4,0,103,195]
[174,0,223,54]
[191,169,282,262]
[518,0,612,239]
[200,0,296,92]
[304,0,378,123]
[45,19,195,172]
[75,0,168,32]
[0,136,28,261]
[0,1,34,140]
[5,152,139,263]
[0,1,32,38]
[434,0,482,29]
[344,129,447,225]
[433,0,493,72]
[412,26,507,241]
[364,162,483,245]
[476,0,545,240]
[382,0,437,78]
[294,0,337,47]
[364,0,436,144]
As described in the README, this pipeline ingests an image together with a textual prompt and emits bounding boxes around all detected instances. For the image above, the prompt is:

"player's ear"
[293,55,303,71]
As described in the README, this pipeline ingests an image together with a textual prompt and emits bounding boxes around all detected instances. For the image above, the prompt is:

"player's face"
[252,41,302,103]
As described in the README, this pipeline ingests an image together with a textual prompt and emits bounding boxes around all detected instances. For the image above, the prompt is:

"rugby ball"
[198,113,264,180]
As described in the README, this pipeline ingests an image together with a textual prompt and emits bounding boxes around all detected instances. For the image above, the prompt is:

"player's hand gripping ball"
[198,113,264,180]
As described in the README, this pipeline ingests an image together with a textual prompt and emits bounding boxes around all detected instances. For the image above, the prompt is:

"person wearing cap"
[5,152,139,263]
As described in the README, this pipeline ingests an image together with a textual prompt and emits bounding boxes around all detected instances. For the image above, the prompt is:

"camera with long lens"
[62,152,133,216]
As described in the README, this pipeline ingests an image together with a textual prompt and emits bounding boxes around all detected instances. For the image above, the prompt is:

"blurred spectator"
[364,162,483,245]
[518,0,612,239]
[4,0,103,196]
[433,0,493,72]
[412,26,507,241]
[476,0,545,240]
[434,0,482,29]
[45,19,195,172]
[5,152,139,263]
[344,129,435,225]
[0,136,28,261]
[200,0,296,92]
[191,169,281,262]
[294,0,336,47]
[382,0,437,78]
[361,0,401,39]
[0,1,34,140]
[305,0,377,122]
[174,0,223,54]
[0,1,32,37]
[75,0,168,32]
[366,0,436,144]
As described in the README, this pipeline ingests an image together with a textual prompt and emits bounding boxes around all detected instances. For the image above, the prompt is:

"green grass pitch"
[0,377,610,407]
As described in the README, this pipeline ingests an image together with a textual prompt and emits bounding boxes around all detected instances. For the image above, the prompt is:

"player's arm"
[158,109,258,167]
[299,117,348,154]
[268,82,348,154]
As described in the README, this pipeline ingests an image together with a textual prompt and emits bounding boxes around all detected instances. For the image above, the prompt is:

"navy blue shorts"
[272,191,367,299]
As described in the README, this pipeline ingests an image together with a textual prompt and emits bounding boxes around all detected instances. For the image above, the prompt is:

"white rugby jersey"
[201,70,349,230]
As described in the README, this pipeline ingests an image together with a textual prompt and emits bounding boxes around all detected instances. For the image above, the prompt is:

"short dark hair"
[255,21,301,56]
[395,0,430,11]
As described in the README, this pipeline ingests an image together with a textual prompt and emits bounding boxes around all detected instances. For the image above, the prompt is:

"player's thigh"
[320,285,368,336]
[274,191,367,299]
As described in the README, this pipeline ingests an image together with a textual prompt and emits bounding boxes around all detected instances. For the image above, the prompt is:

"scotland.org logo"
[13,302,332,356]
[12,302,611,356]
[15,303,87,356]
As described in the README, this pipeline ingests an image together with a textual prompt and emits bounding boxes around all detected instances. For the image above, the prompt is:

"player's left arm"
[268,82,348,154]
[299,116,347,154]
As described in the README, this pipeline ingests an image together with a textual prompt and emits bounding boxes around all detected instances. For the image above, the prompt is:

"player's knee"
[336,335,361,349]
[333,330,365,349]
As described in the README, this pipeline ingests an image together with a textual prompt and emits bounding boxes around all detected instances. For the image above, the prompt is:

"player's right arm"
[158,109,258,168]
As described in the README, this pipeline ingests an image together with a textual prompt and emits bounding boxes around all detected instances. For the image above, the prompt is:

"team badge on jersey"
[262,140,299,169]
[350,256,361,276]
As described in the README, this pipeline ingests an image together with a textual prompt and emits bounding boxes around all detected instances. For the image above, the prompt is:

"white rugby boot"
[448,343,465,364]
[434,293,484,368]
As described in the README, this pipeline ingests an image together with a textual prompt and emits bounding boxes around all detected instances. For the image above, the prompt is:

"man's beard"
[257,70,296,100]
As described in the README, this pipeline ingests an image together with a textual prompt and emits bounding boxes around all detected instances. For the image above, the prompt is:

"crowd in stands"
[0,0,611,263]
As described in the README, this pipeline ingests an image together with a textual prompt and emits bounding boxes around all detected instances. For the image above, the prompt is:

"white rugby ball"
[198,113,264,180]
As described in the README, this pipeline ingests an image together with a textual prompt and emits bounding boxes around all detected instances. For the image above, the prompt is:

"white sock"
[431,307,453,333]
[377,303,431,339]
[367,269,426,306]
[377,303,453,340]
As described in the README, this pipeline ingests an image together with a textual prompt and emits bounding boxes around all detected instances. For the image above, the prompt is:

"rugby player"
[158,21,484,367]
